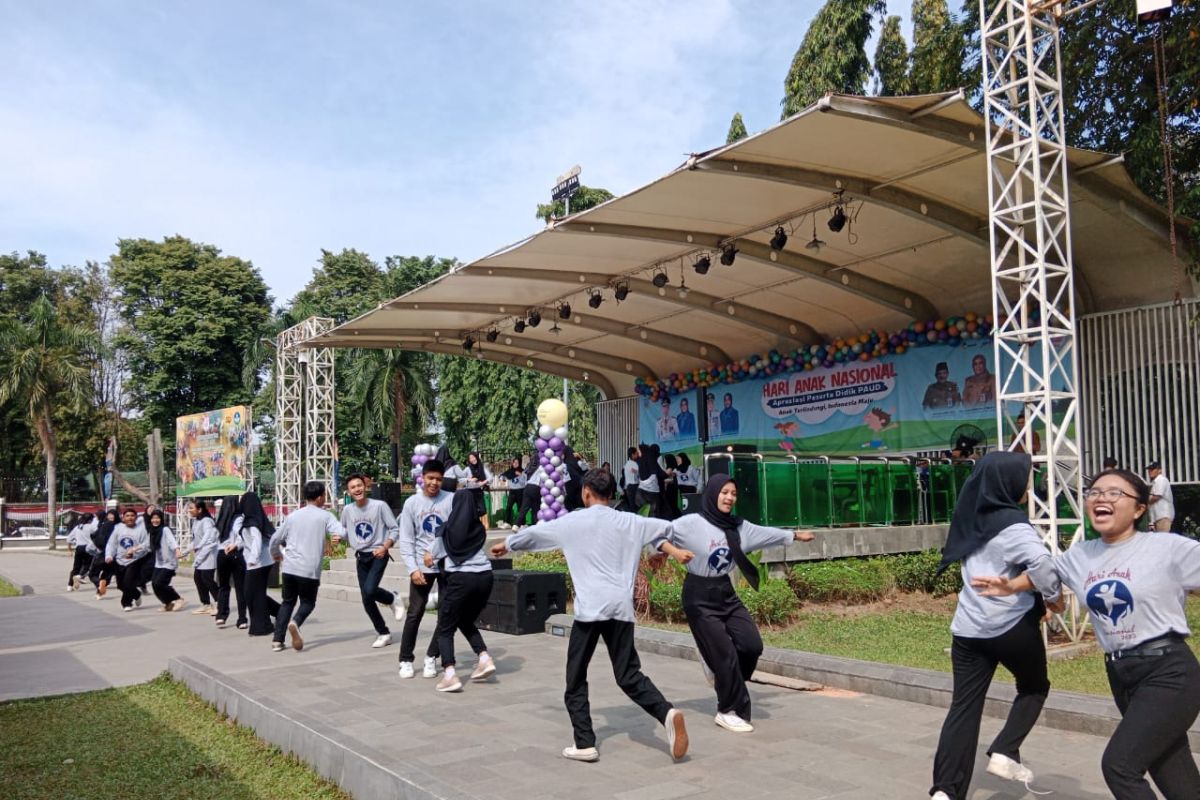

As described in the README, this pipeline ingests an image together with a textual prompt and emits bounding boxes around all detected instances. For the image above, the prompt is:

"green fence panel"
[796,462,832,528]
[829,463,863,526]
[858,461,891,526]
[887,463,919,525]
[762,460,800,528]
[929,464,957,523]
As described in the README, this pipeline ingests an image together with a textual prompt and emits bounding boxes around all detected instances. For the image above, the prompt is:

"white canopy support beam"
[556,221,939,320]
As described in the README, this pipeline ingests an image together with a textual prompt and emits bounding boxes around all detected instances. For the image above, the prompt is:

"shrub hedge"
[737,580,801,626]
[790,559,895,603]
[513,551,575,599]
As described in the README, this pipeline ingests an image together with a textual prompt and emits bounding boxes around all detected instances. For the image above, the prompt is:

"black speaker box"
[477,569,567,635]
[370,481,406,513]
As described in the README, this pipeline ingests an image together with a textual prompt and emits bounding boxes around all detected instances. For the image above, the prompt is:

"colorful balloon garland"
[410,442,437,488]
[635,312,994,401]
[534,397,571,521]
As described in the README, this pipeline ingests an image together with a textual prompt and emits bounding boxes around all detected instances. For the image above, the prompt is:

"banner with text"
[175,406,252,497]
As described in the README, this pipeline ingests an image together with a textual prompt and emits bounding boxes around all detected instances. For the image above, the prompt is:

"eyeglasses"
[1083,488,1137,502]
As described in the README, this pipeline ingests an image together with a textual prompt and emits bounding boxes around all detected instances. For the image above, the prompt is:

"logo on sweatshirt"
[421,514,444,536]
[707,547,731,573]
[119,536,134,549]
[354,521,374,540]
[1085,579,1134,627]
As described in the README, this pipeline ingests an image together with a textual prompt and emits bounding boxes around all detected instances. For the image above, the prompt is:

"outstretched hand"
[794,530,815,542]
[971,576,1017,597]
[490,542,508,558]
[672,549,695,564]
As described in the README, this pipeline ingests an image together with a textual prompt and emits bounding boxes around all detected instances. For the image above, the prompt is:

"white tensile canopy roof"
[313,91,1194,399]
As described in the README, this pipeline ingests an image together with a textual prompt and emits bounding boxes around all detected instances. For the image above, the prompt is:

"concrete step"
[322,569,410,593]
[316,583,409,605]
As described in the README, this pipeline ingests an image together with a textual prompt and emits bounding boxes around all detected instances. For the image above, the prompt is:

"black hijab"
[562,445,584,481]
[146,511,166,553]
[434,445,457,470]
[215,496,240,542]
[700,474,760,590]
[503,456,522,481]
[664,453,679,472]
[938,451,1032,575]
[636,444,663,482]
[467,452,487,482]
[678,453,692,473]
[94,510,118,548]
[440,490,487,566]
[239,491,275,537]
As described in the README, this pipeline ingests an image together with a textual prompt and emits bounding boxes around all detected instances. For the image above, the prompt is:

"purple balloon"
[535,438,548,450]
[555,508,567,518]
[417,454,428,464]
[550,501,562,512]
[540,456,551,466]
[541,509,555,522]
[548,436,563,450]
[411,455,420,465]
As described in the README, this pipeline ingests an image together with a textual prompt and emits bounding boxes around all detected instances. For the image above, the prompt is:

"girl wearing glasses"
[975,468,1200,799]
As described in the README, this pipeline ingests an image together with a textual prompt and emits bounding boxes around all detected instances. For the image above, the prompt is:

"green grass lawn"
[0,674,349,800]
[649,596,1200,697]
[0,576,21,597]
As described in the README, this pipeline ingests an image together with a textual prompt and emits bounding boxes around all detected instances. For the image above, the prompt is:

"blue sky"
[2,1,913,305]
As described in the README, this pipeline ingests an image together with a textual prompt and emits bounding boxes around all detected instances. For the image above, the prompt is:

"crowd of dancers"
[61,451,1200,796]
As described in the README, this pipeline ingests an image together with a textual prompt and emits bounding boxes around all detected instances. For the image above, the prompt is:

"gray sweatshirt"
[666,514,793,579]
[1055,532,1200,653]
[339,499,398,554]
[398,490,455,575]
[505,505,670,622]
[155,528,179,570]
[238,517,274,571]
[105,523,150,566]
[189,517,219,570]
[431,534,492,573]
[269,504,345,580]
[952,522,1060,638]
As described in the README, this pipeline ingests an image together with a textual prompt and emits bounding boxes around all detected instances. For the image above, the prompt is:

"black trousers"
[399,572,445,662]
[565,618,673,749]
[89,554,115,588]
[138,552,155,590]
[69,546,90,586]
[273,572,320,643]
[503,489,523,524]
[435,570,493,668]
[517,484,540,527]
[683,574,762,719]
[931,605,1050,800]
[243,565,280,636]
[637,488,662,518]
[193,568,218,605]
[151,567,181,605]
[355,552,394,635]
[1102,642,1200,799]
[117,555,151,608]
[216,549,247,624]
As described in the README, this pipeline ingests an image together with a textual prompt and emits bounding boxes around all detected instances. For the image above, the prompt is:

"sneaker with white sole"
[215,618,227,628]
[986,753,1033,783]
[192,605,211,615]
[123,606,133,612]
[436,669,462,693]
[697,647,715,688]
[665,708,688,761]
[714,712,754,733]
[72,575,82,590]
[272,642,284,652]
[497,521,511,530]
[422,656,439,678]
[390,601,405,622]
[398,661,415,679]
[288,621,304,651]
[931,792,950,800]
[562,746,599,762]
[470,655,496,681]
[372,633,392,649]
[171,599,187,612]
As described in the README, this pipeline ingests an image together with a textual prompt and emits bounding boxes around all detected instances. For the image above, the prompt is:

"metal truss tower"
[274,317,336,521]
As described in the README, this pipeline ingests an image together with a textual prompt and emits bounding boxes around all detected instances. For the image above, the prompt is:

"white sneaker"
[697,647,715,688]
[390,601,405,622]
[470,654,496,681]
[272,642,284,652]
[171,599,186,612]
[123,606,133,612]
[665,708,688,761]
[714,712,754,733]
[436,669,462,693]
[497,521,511,530]
[72,574,82,590]
[986,753,1034,783]
[372,633,392,649]
[398,661,415,679]
[931,792,951,800]
[67,586,75,592]
[191,605,211,615]
[422,656,439,678]
[288,621,304,652]
[561,746,599,762]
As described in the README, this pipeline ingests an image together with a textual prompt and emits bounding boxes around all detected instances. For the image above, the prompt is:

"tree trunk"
[36,411,58,550]
[391,370,407,480]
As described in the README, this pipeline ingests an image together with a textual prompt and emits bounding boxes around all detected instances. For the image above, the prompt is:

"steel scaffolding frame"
[274,317,335,522]
[981,0,1086,638]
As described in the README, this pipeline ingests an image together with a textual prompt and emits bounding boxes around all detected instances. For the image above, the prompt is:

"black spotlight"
[528,310,541,327]
[462,336,475,353]
[652,271,668,288]
[828,206,847,233]
[614,283,630,302]
[485,329,498,343]
[770,226,788,251]
[513,319,526,333]
[588,291,603,309]
[720,244,737,266]
[558,303,572,320]
[693,255,711,275]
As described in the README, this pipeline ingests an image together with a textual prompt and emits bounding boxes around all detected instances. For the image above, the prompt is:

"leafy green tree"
[781,0,887,118]
[874,15,911,95]
[0,296,94,546]
[288,249,386,326]
[910,0,964,94]
[108,237,272,433]
[536,185,616,222]
[726,113,749,144]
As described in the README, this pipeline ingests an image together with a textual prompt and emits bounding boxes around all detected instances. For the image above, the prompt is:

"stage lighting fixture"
[485,329,498,343]
[770,226,788,251]
[693,255,711,275]
[462,336,476,352]
[513,319,526,333]
[652,271,668,288]
[558,303,572,320]
[806,216,825,252]
[720,244,737,266]
[614,283,630,302]
[587,291,603,309]
[827,205,847,233]
[527,310,542,327]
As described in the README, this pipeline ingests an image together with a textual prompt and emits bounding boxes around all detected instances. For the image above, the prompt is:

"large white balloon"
[538,424,554,439]
[550,486,561,497]
[550,456,561,467]
[553,426,568,439]
[544,448,555,459]
[543,478,555,489]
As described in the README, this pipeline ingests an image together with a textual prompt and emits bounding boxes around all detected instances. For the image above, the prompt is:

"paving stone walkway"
[0,551,1150,799]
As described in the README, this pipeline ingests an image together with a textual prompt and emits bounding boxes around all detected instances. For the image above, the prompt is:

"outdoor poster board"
[175,406,251,497]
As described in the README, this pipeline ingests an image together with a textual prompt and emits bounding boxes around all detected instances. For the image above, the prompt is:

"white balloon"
[544,448,555,459]
[550,486,561,497]
[543,478,555,489]
[550,456,561,467]
[554,426,568,439]
[538,424,554,439]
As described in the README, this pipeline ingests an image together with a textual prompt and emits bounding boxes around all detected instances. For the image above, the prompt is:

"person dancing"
[188,500,220,615]
[269,481,344,652]
[89,509,119,598]
[238,491,281,636]
[104,507,150,611]
[214,496,247,629]
[396,459,454,679]
[340,473,403,648]
[147,509,186,612]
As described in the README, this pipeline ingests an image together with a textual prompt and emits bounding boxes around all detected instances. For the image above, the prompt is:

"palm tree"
[343,348,436,478]
[0,296,94,548]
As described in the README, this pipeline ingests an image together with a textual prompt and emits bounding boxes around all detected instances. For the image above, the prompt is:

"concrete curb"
[545,614,1200,751]
[168,656,480,800]
[0,567,35,596]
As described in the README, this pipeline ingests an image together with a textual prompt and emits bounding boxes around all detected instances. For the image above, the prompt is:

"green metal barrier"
[886,461,919,525]
[762,459,800,527]
[857,459,891,526]
[796,460,833,528]
[703,454,765,524]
